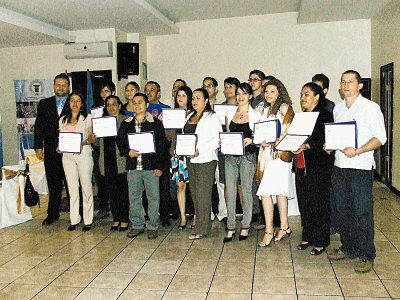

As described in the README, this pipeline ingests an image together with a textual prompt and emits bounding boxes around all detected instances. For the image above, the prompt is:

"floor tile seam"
[376,197,400,221]
[287,238,300,299]
[370,260,395,299]
[201,235,225,300]
[250,230,262,299]
[117,222,175,299]
[329,253,350,298]
[376,228,400,255]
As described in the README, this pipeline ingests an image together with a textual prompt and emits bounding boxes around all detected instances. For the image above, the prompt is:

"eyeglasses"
[248,78,261,83]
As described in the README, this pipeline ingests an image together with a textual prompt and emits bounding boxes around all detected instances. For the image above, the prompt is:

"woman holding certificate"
[223,82,261,243]
[123,81,140,116]
[59,92,94,232]
[257,78,295,247]
[169,86,193,229]
[93,95,129,231]
[294,82,333,255]
[184,88,222,240]
[116,93,166,239]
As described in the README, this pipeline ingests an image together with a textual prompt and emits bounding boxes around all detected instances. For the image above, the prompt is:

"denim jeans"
[331,166,375,261]
[127,170,160,230]
[225,153,256,230]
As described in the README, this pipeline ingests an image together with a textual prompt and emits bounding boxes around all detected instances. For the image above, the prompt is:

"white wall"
[0,29,118,165]
[147,12,371,109]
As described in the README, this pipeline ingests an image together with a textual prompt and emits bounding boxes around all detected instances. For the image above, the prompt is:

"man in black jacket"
[34,73,70,225]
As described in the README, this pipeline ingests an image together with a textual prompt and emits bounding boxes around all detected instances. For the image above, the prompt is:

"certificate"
[58,132,83,154]
[275,135,309,152]
[91,106,104,118]
[253,119,281,144]
[162,108,186,129]
[213,104,237,125]
[176,134,197,156]
[325,121,358,150]
[275,112,319,152]
[92,116,118,138]
[128,132,155,154]
[220,132,244,156]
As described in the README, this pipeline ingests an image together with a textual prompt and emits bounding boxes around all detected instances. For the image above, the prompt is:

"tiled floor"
[0,182,400,299]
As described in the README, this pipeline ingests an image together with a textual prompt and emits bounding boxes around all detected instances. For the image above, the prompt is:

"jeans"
[225,153,256,230]
[127,170,160,230]
[331,166,375,261]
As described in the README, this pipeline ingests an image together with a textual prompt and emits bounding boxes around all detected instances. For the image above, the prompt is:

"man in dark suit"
[34,73,70,225]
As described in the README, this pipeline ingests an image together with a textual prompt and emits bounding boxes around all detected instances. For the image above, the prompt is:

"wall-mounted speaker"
[117,43,139,80]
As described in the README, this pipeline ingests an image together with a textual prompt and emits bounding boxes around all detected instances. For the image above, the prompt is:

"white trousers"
[62,149,94,225]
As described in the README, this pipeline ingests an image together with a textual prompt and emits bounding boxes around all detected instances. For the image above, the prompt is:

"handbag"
[23,164,40,207]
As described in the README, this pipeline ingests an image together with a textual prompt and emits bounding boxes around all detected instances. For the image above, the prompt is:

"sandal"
[189,234,203,240]
[297,242,310,250]
[258,232,275,247]
[310,247,325,255]
[274,227,292,241]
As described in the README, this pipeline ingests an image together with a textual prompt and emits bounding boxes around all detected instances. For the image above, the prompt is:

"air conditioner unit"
[63,41,113,59]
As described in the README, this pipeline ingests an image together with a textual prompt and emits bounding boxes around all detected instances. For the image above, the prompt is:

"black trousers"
[44,150,65,218]
[105,173,129,223]
[159,164,173,220]
[295,168,330,248]
[92,147,108,211]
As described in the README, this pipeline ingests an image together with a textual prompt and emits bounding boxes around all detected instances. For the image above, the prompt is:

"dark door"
[379,63,394,187]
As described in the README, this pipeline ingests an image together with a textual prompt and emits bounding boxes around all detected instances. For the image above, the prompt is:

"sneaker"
[127,228,144,238]
[327,247,355,260]
[94,209,110,220]
[354,258,373,273]
[147,229,158,239]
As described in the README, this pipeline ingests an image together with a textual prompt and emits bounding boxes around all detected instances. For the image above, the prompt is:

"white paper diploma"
[128,132,155,154]
[176,134,197,156]
[92,116,118,138]
[288,112,320,135]
[253,120,280,144]
[325,121,357,150]
[90,106,104,118]
[276,135,309,152]
[213,104,237,125]
[220,132,244,155]
[275,112,320,151]
[58,132,83,154]
[162,109,186,129]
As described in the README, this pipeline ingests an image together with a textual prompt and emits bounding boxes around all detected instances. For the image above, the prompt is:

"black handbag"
[24,164,40,207]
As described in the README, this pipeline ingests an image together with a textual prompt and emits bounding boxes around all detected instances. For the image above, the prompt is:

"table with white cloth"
[0,161,48,229]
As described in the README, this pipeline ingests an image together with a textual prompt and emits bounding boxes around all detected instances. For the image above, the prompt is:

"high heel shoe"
[274,227,292,241]
[297,242,310,250]
[239,229,249,241]
[223,229,237,243]
[258,232,275,247]
[310,247,325,255]
[178,220,187,230]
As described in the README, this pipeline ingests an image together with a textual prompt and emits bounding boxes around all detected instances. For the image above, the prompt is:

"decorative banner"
[14,79,54,160]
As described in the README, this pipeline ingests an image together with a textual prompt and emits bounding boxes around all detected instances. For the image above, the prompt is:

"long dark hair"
[189,88,213,122]
[61,92,87,124]
[301,82,326,111]
[174,85,193,110]
[263,78,292,116]
[103,95,125,116]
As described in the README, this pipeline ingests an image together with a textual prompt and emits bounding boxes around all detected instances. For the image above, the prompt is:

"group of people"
[34,69,386,273]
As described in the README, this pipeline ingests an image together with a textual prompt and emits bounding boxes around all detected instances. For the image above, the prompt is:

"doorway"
[379,63,394,187]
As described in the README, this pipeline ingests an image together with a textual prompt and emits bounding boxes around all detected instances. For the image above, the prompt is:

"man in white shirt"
[328,70,387,273]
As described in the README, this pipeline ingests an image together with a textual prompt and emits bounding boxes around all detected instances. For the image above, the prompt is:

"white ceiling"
[0,0,391,48]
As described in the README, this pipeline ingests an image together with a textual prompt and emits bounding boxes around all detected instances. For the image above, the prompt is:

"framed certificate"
[220,132,244,156]
[58,132,83,154]
[90,106,104,118]
[275,134,309,152]
[162,108,186,129]
[275,112,319,152]
[213,104,237,125]
[176,134,197,156]
[253,119,281,144]
[325,121,358,150]
[92,116,118,138]
[128,132,155,154]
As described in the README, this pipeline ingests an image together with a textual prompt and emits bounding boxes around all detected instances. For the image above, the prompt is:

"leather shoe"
[162,219,171,227]
[67,225,76,231]
[42,215,59,225]
[82,225,92,232]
